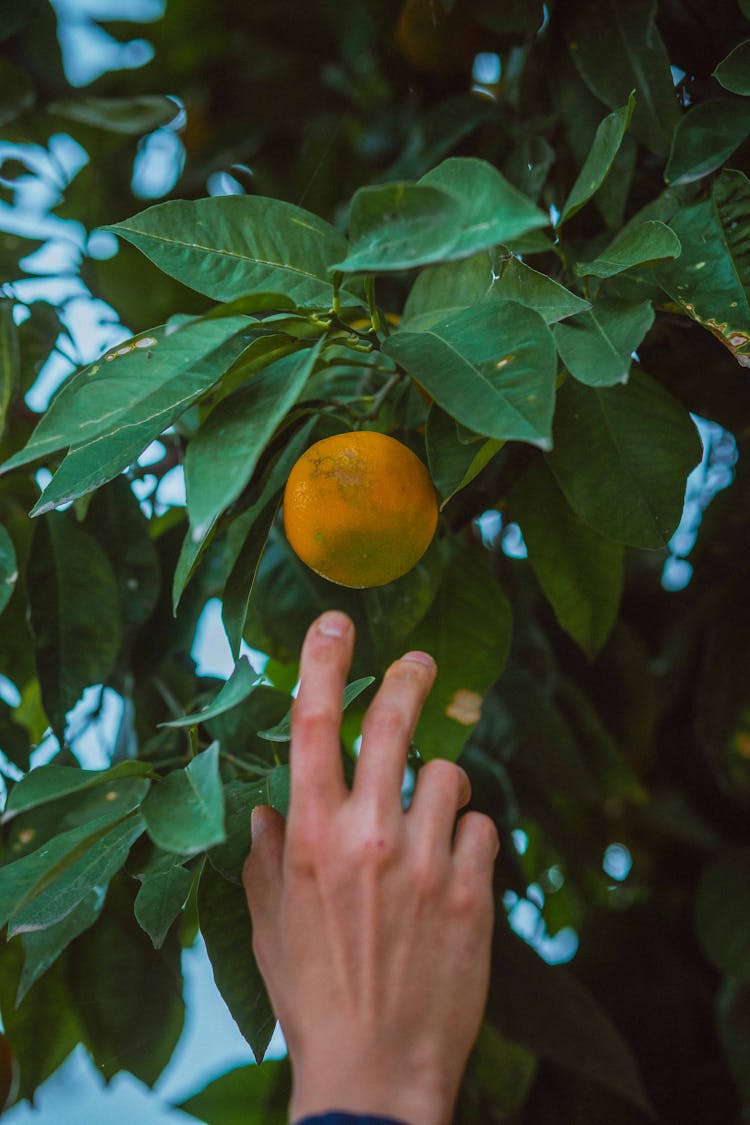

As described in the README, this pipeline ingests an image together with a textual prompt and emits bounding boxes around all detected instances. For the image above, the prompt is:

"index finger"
[289,611,354,823]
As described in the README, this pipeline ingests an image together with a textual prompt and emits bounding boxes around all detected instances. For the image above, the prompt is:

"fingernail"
[251,806,264,837]
[402,650,435,669]
[318,611,350,637]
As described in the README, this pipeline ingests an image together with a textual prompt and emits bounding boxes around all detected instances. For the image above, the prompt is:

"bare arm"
[243,610,499,1125]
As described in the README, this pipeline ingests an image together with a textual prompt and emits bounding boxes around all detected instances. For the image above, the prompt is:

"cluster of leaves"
[1,0,750,1121]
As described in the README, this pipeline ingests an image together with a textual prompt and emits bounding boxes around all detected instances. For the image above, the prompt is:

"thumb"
[242,804,285,922]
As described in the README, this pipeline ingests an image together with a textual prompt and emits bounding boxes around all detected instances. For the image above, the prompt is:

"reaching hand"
[243,610,499,1125]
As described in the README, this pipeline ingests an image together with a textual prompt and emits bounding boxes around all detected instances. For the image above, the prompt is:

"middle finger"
[352,651,437,814]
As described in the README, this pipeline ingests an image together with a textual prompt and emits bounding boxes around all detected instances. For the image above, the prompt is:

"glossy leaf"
[418,158,549,261]
[3,760,153,819]
[665,99,750,185]
[50,95,180,134]
[559,93,635,225]
[141,743,226,855]
[553,299,655,386]
[134,852,193,949]
[258,676,375,742]
[546,372,701,548]
[695,848,750,977]
[161,657,262,728]
[335,182,462,273]
[655,170,750,367]
[566,0,680,156]
[576,220,681,278]
[384,302,557,447]
[107,196,350,306]
[0,521,16,616]
[713,39,750,95]
[404,542,511,762]
[7,815,145,936]
[83,478,161,644]
[511,459,624,657]
[16,889,105,1004]
[26,513,121,741]
[0,298,19,440]
[425,405,503,504]
[69,907,184,1087]
[491,258,591,323]
[207,780,268,884]
[176,1061,289,1125]
[184,342,322,541]
[198,864,276,1063]
[334,158,547,273]
[1,318,251,479]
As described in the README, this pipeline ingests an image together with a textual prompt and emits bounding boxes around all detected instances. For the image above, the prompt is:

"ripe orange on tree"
[394,0,483,76]
[282,430,438,588]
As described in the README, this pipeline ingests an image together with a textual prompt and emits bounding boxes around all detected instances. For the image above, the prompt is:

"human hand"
[243,610,499,1125]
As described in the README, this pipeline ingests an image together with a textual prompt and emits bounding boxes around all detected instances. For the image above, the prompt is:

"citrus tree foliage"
[0,0,749,1120]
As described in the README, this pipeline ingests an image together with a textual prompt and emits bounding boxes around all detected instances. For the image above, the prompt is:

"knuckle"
[450,876,490,919]
[362,703,406,742]
[352,829,400,869]
[412,854,444,899]
[292,702,339,738]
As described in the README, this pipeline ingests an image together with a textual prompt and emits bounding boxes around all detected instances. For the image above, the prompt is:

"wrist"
[289,1043,456,1125]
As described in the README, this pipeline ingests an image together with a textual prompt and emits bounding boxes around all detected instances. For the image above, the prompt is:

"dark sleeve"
[295,1114,411,1125]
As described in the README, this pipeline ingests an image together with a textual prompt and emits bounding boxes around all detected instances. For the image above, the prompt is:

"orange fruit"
[282,430,438,588]
[395,0,482,76]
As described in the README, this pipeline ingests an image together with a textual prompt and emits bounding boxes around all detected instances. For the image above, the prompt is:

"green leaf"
[713,39,750,95]
[491,258,591,324]
[511,459,624,657]
[333,158,547,273]
[221,500,279,658]
[0,298,19,440]
[83,477,161,645]
[3,760,154,820]
[383,302,557,447]
[49,95,179,134]
[695,848,750,977]
[559,93,635,225]
[0,521,16,616]
[6,815,145,936]
[134,852,193,949]
[665,99,750,185]
[404,542,511,762]
[176,1061,290,1125]
[107,196,350,307]
[258,676,375,743]
[566,0,680,157]
[546,372,701,548]
[198,864,276,1063]
[0,58,35,128]
[142,743,226,856]
[403,250,501,325]
[206,767,290,885]
[1,318,251,478]
[334,182,463,273]
[489,923,651,1112]
[553,299,655,387]
[425,406,503,504]
[184,343,322,541]
[0,941,86,1103]
[418,158,549,261]
[69,905,184,1086]
[576,220,681,278]
[717,977,750,1102]
[16,889,105,1005]
[161,657,262,727]
[27,513,121,741]
[655,170,750,367]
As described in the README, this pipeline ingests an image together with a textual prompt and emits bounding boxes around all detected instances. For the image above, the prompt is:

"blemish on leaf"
[18,828,35,845]
[445,689,483,725]
[104,790,119,801]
